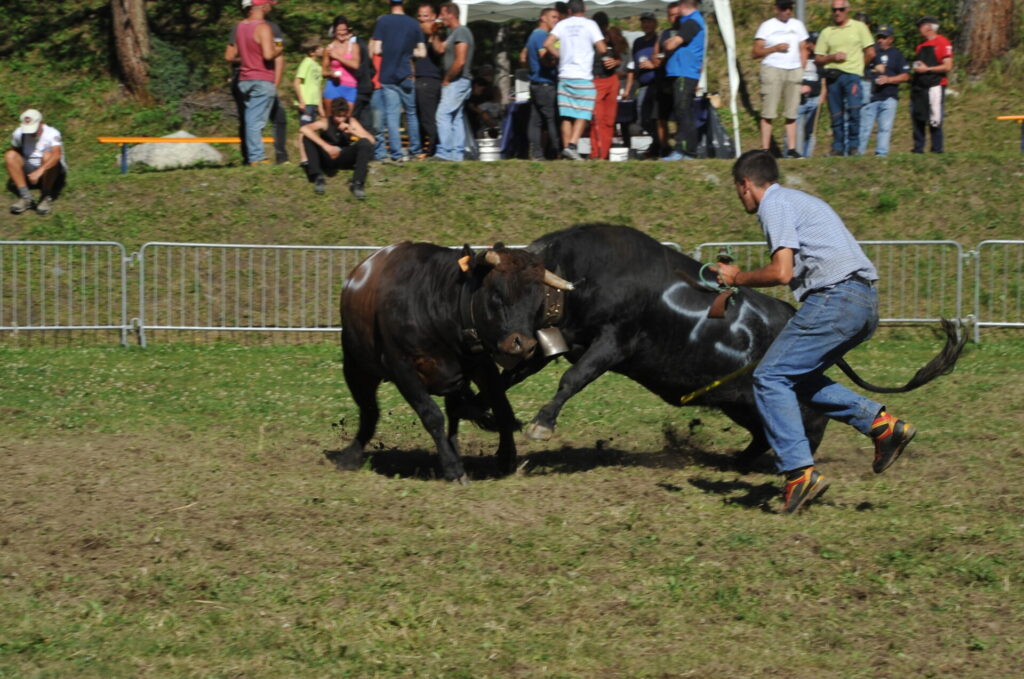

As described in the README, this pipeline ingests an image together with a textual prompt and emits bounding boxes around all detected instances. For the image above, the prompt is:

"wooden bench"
[995,116,1024,152]
[97,136,275,174]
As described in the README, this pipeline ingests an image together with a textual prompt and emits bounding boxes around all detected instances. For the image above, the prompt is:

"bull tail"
[836,319,967,394]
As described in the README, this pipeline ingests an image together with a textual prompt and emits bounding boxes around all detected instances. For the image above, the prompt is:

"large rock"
[127,130,224,170]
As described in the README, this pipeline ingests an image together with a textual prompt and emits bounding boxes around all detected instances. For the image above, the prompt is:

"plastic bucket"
[609,146,629,162]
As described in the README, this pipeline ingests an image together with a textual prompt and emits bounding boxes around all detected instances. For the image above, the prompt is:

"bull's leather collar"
[459,278,485,353]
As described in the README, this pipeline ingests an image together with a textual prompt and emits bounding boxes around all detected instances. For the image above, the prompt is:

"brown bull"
[329,242,572,483]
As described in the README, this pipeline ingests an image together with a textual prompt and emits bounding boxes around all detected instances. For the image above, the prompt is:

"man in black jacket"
[300,98,374,200]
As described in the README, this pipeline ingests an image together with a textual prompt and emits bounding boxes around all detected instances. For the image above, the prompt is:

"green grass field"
[2,332,1022,678]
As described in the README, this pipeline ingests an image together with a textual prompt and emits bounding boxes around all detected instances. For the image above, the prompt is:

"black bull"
[328,242,574,483]
[504,223,966,470]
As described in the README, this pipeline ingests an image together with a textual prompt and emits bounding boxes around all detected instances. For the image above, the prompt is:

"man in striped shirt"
[714,150,916,514]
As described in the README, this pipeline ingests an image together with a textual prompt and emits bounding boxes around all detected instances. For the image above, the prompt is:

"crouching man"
[6,109,66,215]
[300,97,373,199]
[715,150,916,514]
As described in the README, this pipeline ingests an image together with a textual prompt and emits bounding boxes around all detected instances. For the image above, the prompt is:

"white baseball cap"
[18,109,42,135]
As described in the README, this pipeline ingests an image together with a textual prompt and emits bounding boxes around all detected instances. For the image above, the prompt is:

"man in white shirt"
[6,109,66,215]
[543,0,608,160]
[752,0,808,157]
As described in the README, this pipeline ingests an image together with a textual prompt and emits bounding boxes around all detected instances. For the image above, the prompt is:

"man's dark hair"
[330,97,351,117]
[554,1,568,14]
[667,1,680,10]
[732,150,779,186]
[567,0,585,15]
[775,0,795,10]
[439,2,459,17]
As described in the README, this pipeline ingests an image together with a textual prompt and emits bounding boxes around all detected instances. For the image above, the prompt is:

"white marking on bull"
[660,282,769,363]
[346,244,397,291]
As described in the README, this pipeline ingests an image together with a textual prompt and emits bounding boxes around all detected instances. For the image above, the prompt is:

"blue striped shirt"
[758,183,877,301]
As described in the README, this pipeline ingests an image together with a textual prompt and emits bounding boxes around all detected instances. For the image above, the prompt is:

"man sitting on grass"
[299,97,374,200]
[6,109,66,216]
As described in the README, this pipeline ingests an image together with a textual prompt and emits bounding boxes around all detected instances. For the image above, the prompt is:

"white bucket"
[479,148,501,162]
[609,146,629,162]
[477,137,500,150]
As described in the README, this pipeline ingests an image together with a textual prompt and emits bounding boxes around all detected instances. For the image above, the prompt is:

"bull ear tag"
[457,255,471,273]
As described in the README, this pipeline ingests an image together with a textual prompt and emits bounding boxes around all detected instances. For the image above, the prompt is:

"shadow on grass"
[684,477,779,512]
[324,441,776,481]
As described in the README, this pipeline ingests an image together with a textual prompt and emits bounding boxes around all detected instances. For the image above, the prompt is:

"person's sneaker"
[249,158,273,166]
[313,174,326,195]
[561,146,582,161]
[784,149,803,159]
[35,196,53,215]
[781,467,830,514]
[10,196,35,214]
[349,182,366,200]
[870,410,916,473]
[660,150,688,161]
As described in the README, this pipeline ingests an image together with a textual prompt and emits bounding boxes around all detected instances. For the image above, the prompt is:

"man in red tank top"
[225,0,283,164]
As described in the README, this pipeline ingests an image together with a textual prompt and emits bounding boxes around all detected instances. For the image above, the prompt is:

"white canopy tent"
[454,0,741,156]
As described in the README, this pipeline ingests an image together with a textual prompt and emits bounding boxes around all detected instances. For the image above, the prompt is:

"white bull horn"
[484,250,502,266]
[544,270,575,291]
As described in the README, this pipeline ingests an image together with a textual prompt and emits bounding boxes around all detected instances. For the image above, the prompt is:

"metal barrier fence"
[693,240,965,325]
[2,239,1021,344]
[136,243,379,346]
[972,240,1024,342]
[0,241,130,344]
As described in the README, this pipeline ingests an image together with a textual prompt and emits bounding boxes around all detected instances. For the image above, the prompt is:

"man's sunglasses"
[831,7,848,12]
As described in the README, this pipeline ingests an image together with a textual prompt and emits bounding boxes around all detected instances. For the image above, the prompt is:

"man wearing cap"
[6,109,66,215]
[224,0,284,165]
[858,24,909,157]
[815,1,874,156]
[371,0,426,162]
[752,0,809,158]
[910,17,953,154]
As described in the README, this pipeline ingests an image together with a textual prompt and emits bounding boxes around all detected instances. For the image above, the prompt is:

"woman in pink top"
[322,16,360,109]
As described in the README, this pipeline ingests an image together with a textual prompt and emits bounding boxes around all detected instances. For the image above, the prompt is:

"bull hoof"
[324,447,363,471]
[524,422,554,441]
[452,474,470,486]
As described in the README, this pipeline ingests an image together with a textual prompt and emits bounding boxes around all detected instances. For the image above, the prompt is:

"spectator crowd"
[7,0,956,211]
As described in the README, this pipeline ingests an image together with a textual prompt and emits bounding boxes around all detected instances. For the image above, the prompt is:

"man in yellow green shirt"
[814,0,874,156]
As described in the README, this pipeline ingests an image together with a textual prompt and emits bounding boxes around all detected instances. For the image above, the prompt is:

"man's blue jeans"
[435,77,473,161]
[381,78,421,159]
[827,72,863,155]
[238,79,277,163]
[794,95,820,157]
[370,88,387,161]
[752,278,883,473]
[859,97,899,156]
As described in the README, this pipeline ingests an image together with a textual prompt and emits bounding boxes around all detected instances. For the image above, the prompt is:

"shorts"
[298,104,319,126]
[557,79,596,120]
[324,81,357,105]
[760,64,803,120]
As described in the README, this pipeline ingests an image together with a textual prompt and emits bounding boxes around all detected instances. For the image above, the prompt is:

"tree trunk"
[957,0,1016,76]
[111,0,151,97]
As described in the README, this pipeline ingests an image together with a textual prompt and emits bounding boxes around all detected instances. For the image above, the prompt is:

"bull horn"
[544,270,575,291]
[484,250,502,267]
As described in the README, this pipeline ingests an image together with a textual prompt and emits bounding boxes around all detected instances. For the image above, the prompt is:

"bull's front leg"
[525,328,623,441]
[472,362,519,476]
[388,358,469,484]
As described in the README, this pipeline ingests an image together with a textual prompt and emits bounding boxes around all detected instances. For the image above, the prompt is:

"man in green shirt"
[814,0,874,156]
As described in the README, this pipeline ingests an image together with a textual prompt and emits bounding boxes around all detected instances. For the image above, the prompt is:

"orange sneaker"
[870,410,916,473]
[781,467,830,514]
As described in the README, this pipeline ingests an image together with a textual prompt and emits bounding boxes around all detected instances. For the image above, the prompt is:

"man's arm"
[413,41,427,59]
[26,146,62,184]
[542,32,560,60]
[714,248,794,288]
[663,19,701,52]
[863,45,876,66]
[343,117,376,142]
[752,39,790,60]
[443,40,469,84]
[255,23,282,61]
[369,39,382,57]
[225,43,239,62]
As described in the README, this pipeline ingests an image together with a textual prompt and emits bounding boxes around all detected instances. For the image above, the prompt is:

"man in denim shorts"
[714,150,916,514]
